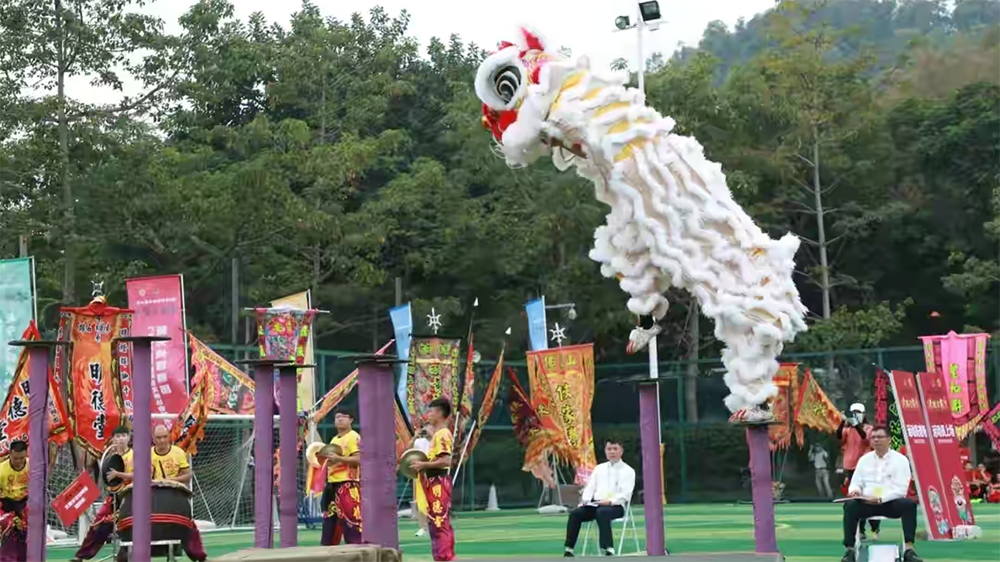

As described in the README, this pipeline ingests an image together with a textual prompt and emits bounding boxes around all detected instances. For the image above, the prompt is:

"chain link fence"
[213,343,1000,509]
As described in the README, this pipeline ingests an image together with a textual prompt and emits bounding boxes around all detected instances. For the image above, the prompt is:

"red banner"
[464,346,506,461]
[457,333,475,442]
[526,343,597,484]
[189,334,254,415]
[919,332,992,438]
[127,275,189,416]
[917,372,976,526]
[977,402,1000,451]
[889,370,951,540]
[57,300,133,456]
[51,471,101,527]
[0,322,73,458]
[768,363,801,450]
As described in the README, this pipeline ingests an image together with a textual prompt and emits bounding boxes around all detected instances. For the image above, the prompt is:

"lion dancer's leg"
[719,319,783,425]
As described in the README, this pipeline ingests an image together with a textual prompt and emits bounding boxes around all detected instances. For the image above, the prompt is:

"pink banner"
[889,370,951,540]
[917,372,976,527]
[126,275,189,415]
[919,331,992,437]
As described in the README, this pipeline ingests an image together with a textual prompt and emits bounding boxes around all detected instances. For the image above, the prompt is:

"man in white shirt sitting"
[840,425,922,562]
[563,438,636,557]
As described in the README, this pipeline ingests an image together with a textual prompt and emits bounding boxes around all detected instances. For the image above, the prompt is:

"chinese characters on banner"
[189,334,254,415]
[767,364,801,451]
[526,343,597,485]
[51,471,101,527]
[56,300,133,456]
[0,322,72,458]
[874,367,905,451]
[919,331,992,438]
[888,370,952,540]
[977,402,1000,452]
[126,275,189,416]
[916,372,976,526]
[0,258,34,394]
[256,305,317,412]
[406,336,461,429]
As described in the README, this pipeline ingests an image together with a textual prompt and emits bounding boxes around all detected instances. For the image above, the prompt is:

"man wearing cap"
[837,402,878,538]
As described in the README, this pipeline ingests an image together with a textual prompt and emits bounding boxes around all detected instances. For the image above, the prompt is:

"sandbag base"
[213,545,401,562]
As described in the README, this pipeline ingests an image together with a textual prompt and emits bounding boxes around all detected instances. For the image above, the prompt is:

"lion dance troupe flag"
[0,322,73,457]
[406,336,461,429]
[55,299,134,456]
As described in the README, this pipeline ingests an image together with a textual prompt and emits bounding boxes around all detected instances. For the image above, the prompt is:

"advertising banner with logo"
[917,372,976,526]
[888,370,951,540]
[0,258,35,394]
[126,275,189,416]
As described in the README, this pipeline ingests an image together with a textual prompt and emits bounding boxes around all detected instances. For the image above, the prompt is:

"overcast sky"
[66,0,777,105]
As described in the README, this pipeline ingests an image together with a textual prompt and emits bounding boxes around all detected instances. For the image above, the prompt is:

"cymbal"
[398,448,429,480]
[319,443,342,459]
[305,442,325,468]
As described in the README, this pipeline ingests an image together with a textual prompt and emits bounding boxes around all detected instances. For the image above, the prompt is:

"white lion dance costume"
[475,29,809,423]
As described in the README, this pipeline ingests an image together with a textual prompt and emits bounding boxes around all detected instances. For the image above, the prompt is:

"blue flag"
[389,303,414,414]
[0,258,35,393]
[525,297,548,351]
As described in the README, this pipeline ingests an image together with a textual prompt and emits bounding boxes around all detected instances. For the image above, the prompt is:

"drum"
[117,480,195,546]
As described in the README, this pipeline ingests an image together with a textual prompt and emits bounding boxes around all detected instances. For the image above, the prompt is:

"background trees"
[0,0,996,364]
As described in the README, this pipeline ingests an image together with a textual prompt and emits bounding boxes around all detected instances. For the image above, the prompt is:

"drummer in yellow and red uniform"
[110,424,208,562]
[72,426,133,562]
[320,409,362,545]
[0,440,29,562]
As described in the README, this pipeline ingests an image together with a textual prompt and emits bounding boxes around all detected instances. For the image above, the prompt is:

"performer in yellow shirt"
[0,440,29,562]
[321,409,362,545]
[109,425,207,562]
[72,426,132,562]
[409,398,456,561]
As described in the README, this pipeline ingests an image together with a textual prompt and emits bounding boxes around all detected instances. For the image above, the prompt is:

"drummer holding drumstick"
[320,409,363,546]
[106,425,207,562]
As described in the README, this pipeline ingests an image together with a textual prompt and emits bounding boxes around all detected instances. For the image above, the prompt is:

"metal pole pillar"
[639,381,665,556]
[356,356,401,550]
[116,336,169,562]
[11,340,67,562]
[237,359,281,549]
[747,425,779,553]
[277,364,300,547]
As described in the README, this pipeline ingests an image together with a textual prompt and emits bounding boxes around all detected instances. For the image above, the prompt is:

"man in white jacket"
[562,438,636,557]
[840,425,922,562]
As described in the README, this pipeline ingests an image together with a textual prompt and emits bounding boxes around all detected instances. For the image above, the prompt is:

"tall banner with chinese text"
[269,292,316,412]
[0,322,72,458]
[126,275,188,416]
[464,347,505,461]
[457,333,475,441]
[889,370,951,540]
[875,367,905,451]
[917,372,976,526]
[189,334,254,415]
[56,300,134,456]
[508,370,559,488]
[919,332,992,438]
[406,336,461,429]
[0,258,34,395]
[526,343,597,485]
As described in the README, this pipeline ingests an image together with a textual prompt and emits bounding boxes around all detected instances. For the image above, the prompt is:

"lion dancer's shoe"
[625,315,662,355]
[728,402,776,425]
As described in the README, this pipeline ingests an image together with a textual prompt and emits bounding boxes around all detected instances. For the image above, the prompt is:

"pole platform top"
[113,336,171,343]
[7,339,70,348]
[339,354,408,366]
[235,358,302,368]
[605,373,663,385]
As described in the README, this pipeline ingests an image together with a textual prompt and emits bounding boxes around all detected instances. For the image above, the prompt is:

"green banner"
[0,258,35,393]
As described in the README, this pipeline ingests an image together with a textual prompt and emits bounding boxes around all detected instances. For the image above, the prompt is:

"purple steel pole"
[131,340,154,562]
[277,365,298,547]
[357,359,398,550]
[747,425,778,553]
[638,382,666,556]
[26,346,50,562]
[253,364,275,548]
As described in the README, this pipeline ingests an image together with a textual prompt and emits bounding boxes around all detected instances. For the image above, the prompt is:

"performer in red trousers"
[409,398,456,562]
[72,426,131,562]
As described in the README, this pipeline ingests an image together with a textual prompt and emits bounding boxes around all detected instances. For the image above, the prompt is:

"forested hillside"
[0,0,996,362]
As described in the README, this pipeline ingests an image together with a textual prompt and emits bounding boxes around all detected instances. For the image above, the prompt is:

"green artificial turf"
[45,503,1000,561]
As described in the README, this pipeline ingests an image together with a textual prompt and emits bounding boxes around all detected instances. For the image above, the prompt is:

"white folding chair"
[855,516,902,562]
[580,500,641,557]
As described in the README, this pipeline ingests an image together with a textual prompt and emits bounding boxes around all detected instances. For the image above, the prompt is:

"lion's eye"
[494,65,521,104]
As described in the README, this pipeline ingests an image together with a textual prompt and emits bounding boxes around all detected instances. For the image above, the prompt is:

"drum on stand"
[117,480,195,557]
